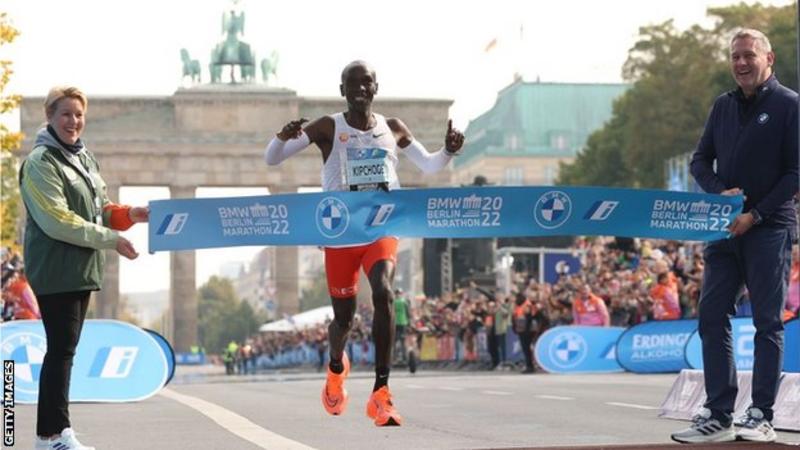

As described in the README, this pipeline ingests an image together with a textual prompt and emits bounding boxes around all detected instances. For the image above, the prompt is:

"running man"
[264,60,464,426]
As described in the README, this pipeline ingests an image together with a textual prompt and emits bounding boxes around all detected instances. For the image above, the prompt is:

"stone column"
[270,185,300,315]
[96,183,120,319]
[169,185,197,352]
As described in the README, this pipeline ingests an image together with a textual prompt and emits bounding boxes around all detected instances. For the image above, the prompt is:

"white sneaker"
[736,407,777,442]
[34,428,96,450]
[670,408,735,443]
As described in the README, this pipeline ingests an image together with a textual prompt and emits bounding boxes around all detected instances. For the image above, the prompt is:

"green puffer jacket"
[19,128,119,295]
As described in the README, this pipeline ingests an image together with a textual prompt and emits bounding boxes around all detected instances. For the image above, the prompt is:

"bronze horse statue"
[260,50,279,85]
[180,48,201,84]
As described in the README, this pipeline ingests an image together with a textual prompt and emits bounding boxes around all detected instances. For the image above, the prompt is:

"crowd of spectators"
[1,247,40,321]
[237,237,799,372]
[6,235,799,371]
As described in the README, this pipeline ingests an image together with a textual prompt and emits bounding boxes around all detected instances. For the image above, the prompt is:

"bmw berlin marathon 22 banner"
[148,186,742,251]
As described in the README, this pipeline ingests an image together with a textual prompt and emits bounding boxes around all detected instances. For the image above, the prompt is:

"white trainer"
[736,407,777,442]
[34,428,96,450]
[670,408,735,443]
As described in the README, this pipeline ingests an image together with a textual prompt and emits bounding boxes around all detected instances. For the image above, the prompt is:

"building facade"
[454,80,629,186]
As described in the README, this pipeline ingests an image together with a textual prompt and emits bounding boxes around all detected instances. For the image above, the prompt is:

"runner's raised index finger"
[447,119,452,133]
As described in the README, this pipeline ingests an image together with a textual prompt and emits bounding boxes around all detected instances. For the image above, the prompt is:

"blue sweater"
[690,75,798,231]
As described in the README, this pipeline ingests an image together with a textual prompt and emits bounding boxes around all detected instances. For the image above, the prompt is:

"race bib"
[346,147,391,190]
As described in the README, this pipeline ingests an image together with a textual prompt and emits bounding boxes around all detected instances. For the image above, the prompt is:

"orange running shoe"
[321,353,350,415]
[365,386,403,426]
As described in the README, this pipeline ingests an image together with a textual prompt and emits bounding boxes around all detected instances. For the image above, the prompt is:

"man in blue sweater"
[671,29,798,444]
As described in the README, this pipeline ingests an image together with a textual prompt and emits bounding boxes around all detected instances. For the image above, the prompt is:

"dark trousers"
[487,332,499,367]
[517,332,534,370]
[497,332,507,362]
[36,291,90,437]
[699,227,791,423]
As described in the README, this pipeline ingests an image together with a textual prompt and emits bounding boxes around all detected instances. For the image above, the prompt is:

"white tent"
[259,306,334,332]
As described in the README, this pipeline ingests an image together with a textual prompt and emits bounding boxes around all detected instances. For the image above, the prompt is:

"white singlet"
[322,112,401,192]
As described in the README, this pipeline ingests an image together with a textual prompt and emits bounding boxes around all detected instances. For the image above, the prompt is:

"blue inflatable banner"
[148,186,742,251]
[144,329,176,385]
[175,352,206,365]
[786,319,799,373]
[686,317,800,373]
[533,326,625,373]
[616,319,697,373]
[1,320,169,403]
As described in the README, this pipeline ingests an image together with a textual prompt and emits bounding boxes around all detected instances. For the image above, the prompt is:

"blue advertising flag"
[543,252,582,284]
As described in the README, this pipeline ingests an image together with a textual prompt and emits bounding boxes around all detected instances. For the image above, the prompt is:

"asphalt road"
[8,366,800,449]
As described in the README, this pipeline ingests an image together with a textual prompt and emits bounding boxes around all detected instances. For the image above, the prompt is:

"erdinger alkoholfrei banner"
[533,326,625,373]
[1,320,170,403]
[785,318,800,372]
[685,317,800,373]
[148,186,742,252]
[616,319,698,373]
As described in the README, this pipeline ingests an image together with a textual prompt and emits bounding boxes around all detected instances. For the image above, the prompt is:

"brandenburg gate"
[19,86,452,351]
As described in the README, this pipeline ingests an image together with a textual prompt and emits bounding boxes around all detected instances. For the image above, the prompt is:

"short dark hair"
[341,60,375,82]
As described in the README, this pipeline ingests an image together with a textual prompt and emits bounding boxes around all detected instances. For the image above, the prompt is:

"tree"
[619,22,724,187]
[197,276,268,353]
[0,13,23,250]
[557,98,633,187]
[299,267,330,312]
[557,4,797,188]
[198,276,239,353]
[708,3,798,92]
[117,294,142,327]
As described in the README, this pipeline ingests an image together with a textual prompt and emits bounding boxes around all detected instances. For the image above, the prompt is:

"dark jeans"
[487,332,499,367]
[496,332,507,362]
[699,227,791,423]
[36,291,90,437]
[517,332,534,370]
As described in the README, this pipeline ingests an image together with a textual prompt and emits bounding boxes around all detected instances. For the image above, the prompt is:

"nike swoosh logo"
[372,133,386,138]
[324,393,340,407]
[323,386,341,406]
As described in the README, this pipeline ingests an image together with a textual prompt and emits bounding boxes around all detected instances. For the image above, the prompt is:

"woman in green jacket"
[20,86,148,450]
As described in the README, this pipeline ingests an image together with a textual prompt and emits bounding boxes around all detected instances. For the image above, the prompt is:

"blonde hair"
[44,86,87,119]
[730,28,772,53]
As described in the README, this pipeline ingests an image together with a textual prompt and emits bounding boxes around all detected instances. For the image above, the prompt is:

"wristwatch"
[749,208,763,225]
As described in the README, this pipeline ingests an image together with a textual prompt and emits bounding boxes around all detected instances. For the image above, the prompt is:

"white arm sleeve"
[401,139,453,174]
[264,132,311,165]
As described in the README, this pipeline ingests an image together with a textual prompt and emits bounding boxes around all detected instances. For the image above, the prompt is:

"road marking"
[535,395,574,400]
[605,402,659,410]
[160,388,315,450]
[439,386,465,391]
[482,390,512,396]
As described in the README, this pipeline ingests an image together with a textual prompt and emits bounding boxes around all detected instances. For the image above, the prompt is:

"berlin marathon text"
[649,219,709,231]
